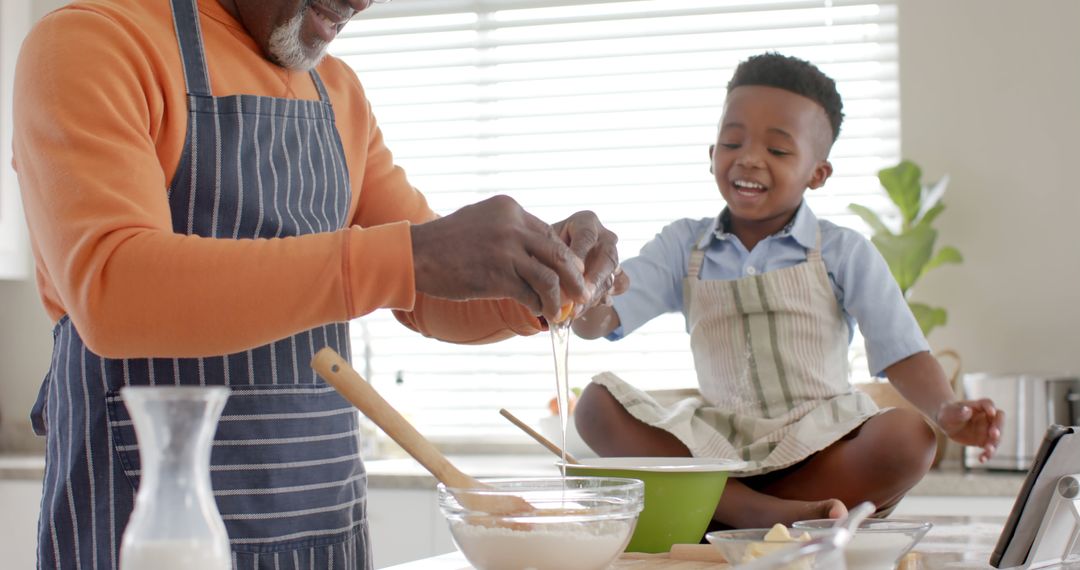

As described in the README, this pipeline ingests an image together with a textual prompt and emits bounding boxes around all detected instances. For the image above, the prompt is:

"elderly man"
[12,0,623,567]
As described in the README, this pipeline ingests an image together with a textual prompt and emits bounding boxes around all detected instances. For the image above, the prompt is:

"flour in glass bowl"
[450,519,634,570]
[844,533,916,570]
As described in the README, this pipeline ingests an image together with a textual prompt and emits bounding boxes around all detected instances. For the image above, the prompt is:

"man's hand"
[552,210,623,316]
[411,196,615,323]
[937,399,1004,463]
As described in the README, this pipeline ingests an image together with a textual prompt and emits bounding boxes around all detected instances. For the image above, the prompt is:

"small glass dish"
[792,518,932,570]
[707,527,840,569]
[437,476,643,570]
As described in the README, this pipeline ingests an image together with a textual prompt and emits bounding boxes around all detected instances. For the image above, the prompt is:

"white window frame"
[0,0,32,280]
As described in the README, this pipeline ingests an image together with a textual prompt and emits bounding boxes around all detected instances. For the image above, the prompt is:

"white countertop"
[0,452,1026,497]
[0,454,45,480]
[382,551,469,570]
[378,516,1025,570]
[364,454,1026,497]
[378,516,1036,570]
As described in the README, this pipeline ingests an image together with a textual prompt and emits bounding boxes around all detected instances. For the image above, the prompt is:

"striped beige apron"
[594,229,880,475]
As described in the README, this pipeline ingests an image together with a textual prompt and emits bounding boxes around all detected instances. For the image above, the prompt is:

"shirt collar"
[699,201,818,249]
[202,0,245,31]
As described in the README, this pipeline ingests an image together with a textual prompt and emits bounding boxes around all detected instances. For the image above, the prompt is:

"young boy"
[571,53,1003,529]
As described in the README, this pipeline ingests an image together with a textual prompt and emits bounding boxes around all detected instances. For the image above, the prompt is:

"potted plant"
[849,159,962,337]
[849,159,963,466]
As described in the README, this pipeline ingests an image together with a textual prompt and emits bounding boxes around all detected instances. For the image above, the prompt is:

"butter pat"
[742,524,812,566]
[765,523,810,542]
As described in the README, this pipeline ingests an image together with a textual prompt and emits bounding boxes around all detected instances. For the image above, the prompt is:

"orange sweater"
[13,0,542,358]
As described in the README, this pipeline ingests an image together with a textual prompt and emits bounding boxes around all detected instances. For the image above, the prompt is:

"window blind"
[330,0,898,445]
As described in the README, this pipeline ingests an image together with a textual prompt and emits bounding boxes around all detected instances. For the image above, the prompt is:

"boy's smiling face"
[711,85,834,244]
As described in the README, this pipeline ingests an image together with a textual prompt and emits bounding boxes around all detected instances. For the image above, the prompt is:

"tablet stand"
[1025,474,1080,568]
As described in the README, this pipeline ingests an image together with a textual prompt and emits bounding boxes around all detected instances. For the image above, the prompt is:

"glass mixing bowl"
[437,476,643,570]
[792,518,932,570]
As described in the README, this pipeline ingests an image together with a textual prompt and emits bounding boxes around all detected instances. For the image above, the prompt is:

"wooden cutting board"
[448,545,730,569]
[613,552,730,569]
[453,558,728,570]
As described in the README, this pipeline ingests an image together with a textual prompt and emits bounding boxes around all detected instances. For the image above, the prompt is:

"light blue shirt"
[608,201,929,377]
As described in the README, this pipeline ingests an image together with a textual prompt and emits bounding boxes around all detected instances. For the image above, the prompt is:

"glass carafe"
[119,386,231,570]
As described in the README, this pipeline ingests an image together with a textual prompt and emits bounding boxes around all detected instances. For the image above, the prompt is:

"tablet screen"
[991,425,1078,568]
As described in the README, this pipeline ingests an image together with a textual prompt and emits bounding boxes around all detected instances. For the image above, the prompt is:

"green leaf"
[848,203,891,235]
[909,302,947,337]
[919,174,950,217]
[869,161,961,337]
[916,203,945,228]
[923,246,963,274]
[878,161,922,228]
[872,225,937,293]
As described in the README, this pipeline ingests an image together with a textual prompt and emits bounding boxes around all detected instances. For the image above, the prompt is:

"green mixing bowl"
[562,457,745,553]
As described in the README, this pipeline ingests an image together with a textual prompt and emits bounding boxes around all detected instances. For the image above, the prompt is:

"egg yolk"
[555,302,575,324]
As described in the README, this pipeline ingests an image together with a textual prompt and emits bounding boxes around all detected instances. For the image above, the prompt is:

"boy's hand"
[591,265,629,307]
[936,399,1004,463]
[569,267,629,340]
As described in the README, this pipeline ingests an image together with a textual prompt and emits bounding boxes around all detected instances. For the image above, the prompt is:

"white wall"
[2,0,1080,453]
[898,0,1080,377]
[0,280,51,451]
[0,0,62,453]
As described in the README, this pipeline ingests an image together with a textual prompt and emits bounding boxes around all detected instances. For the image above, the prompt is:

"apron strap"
[806,225,823,262]
[170,0,213,97]
[687,227,712,279]
[682,229,711,319]
[687,248,706,279]
[170,0,335,109]
[310,71,334,106]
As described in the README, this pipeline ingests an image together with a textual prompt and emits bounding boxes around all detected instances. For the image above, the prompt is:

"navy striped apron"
[29,0,370,567]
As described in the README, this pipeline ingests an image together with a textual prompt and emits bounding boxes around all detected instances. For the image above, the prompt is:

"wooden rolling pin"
[620,544,728,563]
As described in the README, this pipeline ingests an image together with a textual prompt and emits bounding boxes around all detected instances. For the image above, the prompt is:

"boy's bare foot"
[714,479,852,528]
[806,498,848,522]
[751,497,847,527]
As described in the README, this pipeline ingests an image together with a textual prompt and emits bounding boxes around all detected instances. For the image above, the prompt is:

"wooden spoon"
[498,408,580,465]
[311,348,532,516]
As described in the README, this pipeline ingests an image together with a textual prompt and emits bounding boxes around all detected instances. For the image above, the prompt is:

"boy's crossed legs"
[574,382,936,529]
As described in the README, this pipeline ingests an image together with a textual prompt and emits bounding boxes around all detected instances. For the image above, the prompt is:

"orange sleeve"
[14,6,543,358]
[392,296,546,344]
[12,9,417,358]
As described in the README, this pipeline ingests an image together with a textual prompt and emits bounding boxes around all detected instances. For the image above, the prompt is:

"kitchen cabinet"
[368,487,455,569]
[0,479,454,570]
[0,479,43,570]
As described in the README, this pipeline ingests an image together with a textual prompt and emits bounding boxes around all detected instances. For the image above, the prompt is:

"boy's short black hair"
[727,52,844,142]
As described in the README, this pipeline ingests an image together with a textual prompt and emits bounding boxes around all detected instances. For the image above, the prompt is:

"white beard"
[267,6,329,71]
